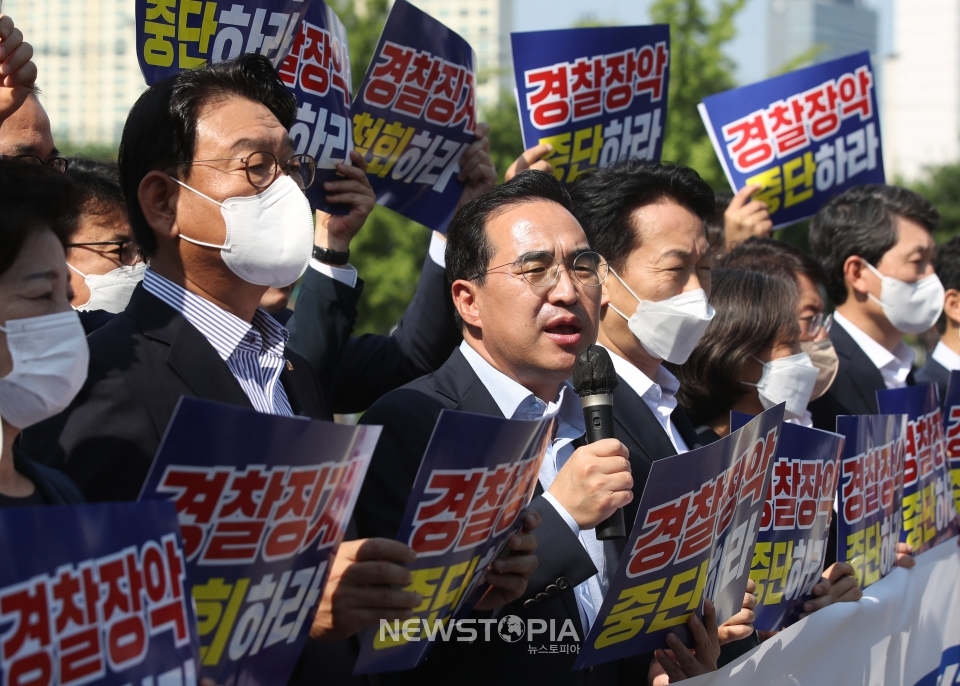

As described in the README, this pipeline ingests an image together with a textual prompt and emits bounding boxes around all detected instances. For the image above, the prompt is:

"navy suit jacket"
[287,256,460,415]
[808,323,915,432]
[354,348,636,686]
[916,355,951,403]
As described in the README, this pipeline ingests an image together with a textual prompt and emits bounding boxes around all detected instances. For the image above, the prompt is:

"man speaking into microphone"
[355,172,720,684]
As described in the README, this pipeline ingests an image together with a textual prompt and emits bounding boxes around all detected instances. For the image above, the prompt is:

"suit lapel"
[434,348,505,417]
[832,325,886,413]
[127,285,253,410]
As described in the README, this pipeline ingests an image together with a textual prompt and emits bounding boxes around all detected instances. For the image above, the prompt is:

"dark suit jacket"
[21,283,346,502]
[355,348,632,686]
[916,355,951,403]
[808,323,915,432]
[288,256,460,415]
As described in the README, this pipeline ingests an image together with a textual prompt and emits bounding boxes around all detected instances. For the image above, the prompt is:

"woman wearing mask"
[0,161,86,507]
[671,268,818,442]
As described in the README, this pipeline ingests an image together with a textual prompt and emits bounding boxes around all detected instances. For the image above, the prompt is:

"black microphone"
[573,344,625,540]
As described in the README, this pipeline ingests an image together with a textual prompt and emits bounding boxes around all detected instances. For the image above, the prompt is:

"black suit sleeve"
[285,267,364,404]
[516,496,597,605]
[20,350,158,503]
[288,257,460,416]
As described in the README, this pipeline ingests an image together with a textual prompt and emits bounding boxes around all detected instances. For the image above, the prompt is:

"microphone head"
[573,345,619,397]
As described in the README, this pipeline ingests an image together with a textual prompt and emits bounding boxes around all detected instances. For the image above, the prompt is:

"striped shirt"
[143,269,295,416]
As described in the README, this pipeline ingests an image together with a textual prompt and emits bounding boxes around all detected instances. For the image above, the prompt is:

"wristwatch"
[313,245,350,265]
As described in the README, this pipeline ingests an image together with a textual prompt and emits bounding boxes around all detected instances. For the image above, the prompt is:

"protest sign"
[139,397,379,686]
[351,0,477,232]
[687,539,960,686]
[278,0,354,215]
[941,370,960,516]
[136,0,309,85]
[353,408,556,674]
[877,384,960,554]
[731,414,844,632]
[835,414,906,588]
[510,24,670,185]
[574,405,784,670]
[0,501,200,686]
[699,51,883,227]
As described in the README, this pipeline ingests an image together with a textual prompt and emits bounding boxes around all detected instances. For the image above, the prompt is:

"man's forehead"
[490,200,586,249]
[194,96,292,152]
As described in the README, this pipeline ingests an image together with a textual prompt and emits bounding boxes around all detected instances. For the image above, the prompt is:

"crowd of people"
[0,12,957,686]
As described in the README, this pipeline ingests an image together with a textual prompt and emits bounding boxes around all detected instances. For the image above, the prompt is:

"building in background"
[882,0,960,181]
[768,0,878,75]
[408,0,513,111]
[5,0,146,147]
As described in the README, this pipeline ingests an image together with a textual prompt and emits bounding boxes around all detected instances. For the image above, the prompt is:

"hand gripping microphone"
[573,344,625,540]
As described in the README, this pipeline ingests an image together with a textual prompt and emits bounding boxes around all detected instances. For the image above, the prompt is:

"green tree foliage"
[910,163,960,243]
[650,0,746,190]
[484,91,524,183]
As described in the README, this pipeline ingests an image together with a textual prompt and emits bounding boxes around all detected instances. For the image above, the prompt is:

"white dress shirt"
[931,340,960,372]
[311,231,446,287]
[833,311,915,389]
[602,347,689,454]
[459,341,607,631]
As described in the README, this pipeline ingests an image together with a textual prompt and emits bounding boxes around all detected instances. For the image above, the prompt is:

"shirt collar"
[458,340,584,431]
[833,311,915,373]
[143,268,288,362]
[932,340,960,372]
[601,345,680,403]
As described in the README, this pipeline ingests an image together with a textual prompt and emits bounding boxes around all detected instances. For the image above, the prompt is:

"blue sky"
[513,0,893,87]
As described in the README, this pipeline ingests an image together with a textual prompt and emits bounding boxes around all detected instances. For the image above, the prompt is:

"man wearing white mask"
[569,161,759,668]
[63,159,147,333]
[808,185,941,430]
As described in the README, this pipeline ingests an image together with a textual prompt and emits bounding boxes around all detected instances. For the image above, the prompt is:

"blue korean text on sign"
[511,24,670,186]
[731,414,844,631]
[0,501,200,686]
[699,51,884,227]
[835,414,906,589]
[136,0,311,85]
[139,397,380,686]
[354,408,556,674]
[277,0,354,215]
[575,405,784,670]
[351,0,478,233]
[876,384,960,555]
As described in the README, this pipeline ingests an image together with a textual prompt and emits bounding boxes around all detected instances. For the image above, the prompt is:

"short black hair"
[568,160,715,272]
[671,268,799,427]
[809,184,939,305]
[0,160,79,276]
[118,53,297,256]
[66,157,126,231]
[934,236,960,333]
[720,237,827,290]
[445,170,574,327]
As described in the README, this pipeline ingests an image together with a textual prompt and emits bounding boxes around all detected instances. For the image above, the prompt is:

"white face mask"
[863,261,944,334]
[68,262,146,314]
[609,270,715,364]
[746,352,819,421]
[0,311,89,429]
[172,174,314,288]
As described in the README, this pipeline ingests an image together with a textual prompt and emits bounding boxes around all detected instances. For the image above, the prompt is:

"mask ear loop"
[169,176,231,250]
[740,356,770,389]
[607,267,642,322]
